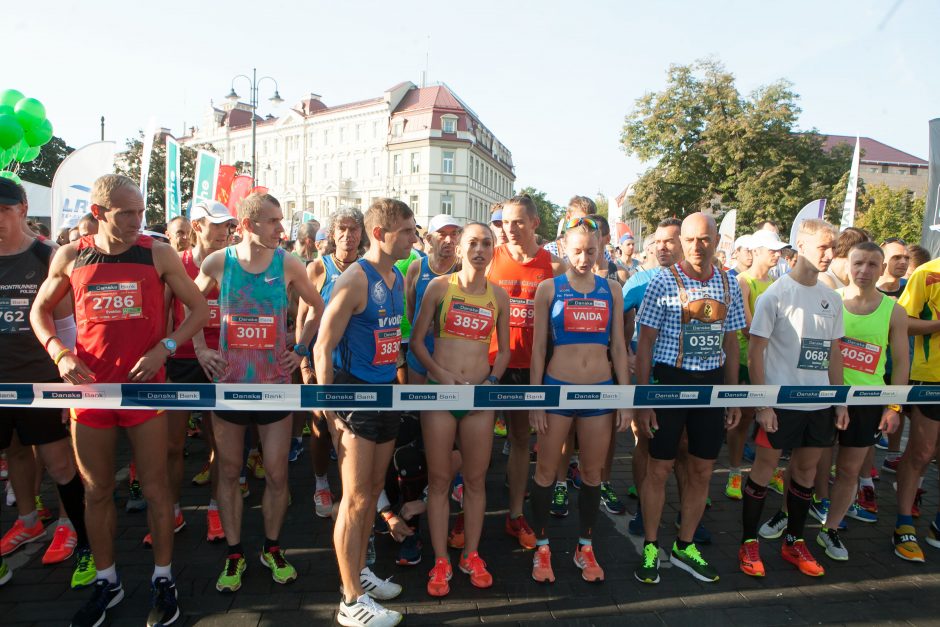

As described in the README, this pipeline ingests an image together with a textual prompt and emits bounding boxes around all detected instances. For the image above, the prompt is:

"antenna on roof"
[422,35,430,88]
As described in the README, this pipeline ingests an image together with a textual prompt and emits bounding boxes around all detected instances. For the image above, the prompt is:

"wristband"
[53,349,72,365]
[886,404,902,413]
[486,375,499,384]
[44,335,61,352]
[381,510,397,522]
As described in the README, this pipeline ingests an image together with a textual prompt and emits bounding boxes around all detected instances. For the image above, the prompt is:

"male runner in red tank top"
[31,174,209,627]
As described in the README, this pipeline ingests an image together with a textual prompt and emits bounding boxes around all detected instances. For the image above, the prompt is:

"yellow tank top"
[437,273,499,344]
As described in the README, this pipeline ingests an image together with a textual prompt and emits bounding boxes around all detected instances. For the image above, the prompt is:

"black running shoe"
[70,578,124,627]
[146,576,181,626]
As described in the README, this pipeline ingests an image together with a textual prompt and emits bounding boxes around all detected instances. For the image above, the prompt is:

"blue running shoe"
[288,438,303,463]
[628,503,644,536]
[809,497,830,524]
[844,502,877,524]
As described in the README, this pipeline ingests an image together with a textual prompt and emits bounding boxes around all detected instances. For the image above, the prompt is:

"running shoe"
[43,523,77,564]
[845,501,877,524]
[447,512,465,549]
[247,450,265,480]
[743,443,756,463]
[0,558,9,586]
[143,511,187,547]
[634,543,660,584]
[573,544,604,582]
[450,481,464,508]
[1,518,45,556]
[628,503,644,536]
[359,566,402,600]
[261,546,297,584]
[870,466,880,481]
[671,542,719,582]
[675,513,713,545]
[396,534,422,566]
[126,479,146,513]
[337,594,403,627]
[426,557,452,596]
[725,472,743,500]
[759,510,789,540]
[626,484,638,499]
[191,462,210,486]
[239,479,250,499]
[926,521,940,549]
[505,514,537,550]
[366,534,376,567]
[567,463,583,489]
[738,539,765,577]
[36,496,53,524]
[600,482,626,514]
[206,510,225,542]
[302,423,312,436]
[882,456,900,474]
[186,415,201,438]
[857,486,878,513]
[809,496,830,524]
[314,488,333,518]
[531,544,555,583]
[147,576,181,626]
[894,525,925,562]
[71,546,96,589]
[459,551,493,588]
[874,435,890,450]
[781,540,825,576]
[288,439,303,463]
[71,578,124,627]
[493,416,507,437]
[816,528,848,561]
[550,483,569,518]
[768,467,785,495]
[216,554,247,592]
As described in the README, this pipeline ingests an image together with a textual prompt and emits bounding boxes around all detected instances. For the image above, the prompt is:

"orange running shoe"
[505,514,537,550]
[573,544,604,582]
[781,539,825,577]
[448,512,465,549]
[207,509,225,542]
[531,544,555,583]
[1,518,46,556]
[143,511,187,547]
[427,557,452,597]
[42,523,77,564]
[738,539,765,577]
[459,551,493,588]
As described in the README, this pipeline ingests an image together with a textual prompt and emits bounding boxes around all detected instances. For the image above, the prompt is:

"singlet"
[836,289,893,386]
[218,247,289,384]
[70,235,166,384]
[824,267,847,289]
[487,244,554,368]
[395,250,420,342]
[333,260,404,383]
[737,274,774,366]
[172,249,220,359]
[319,255,346,305]
[437,273,498,344]
[412,255,457,354]
[550,274,612,347]
[0,240,59,382]
[898,257,940,382]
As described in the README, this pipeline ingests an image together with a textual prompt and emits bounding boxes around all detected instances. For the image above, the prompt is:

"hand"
[399,499,427,521]
[756,407,778,433]
[430,369,459,386]
[196,347,228,381]
[530,409,548,435]
[724,407,741,430]
[635,408,658,439]
[879,407,900,434]
[385,514,414,542]
[57,352,95,385]
[128,345,168,382]
[834,405,850,431]
[327,411,350,438]
[300,361,316,384]
[278,350,302,374]
[616,408,633,432]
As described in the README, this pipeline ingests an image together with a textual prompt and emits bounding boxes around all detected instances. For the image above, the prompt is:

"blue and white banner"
[50,141,117,233]
[165,136,182,222]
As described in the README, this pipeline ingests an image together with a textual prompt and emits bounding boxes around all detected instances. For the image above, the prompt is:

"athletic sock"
[152,563,172,583]
[315,474,329,491]
[263,537,279,553]
[675,538,692,551]
[859,476,874,489]
[97,564,118,584]
[18,510,38,528]
[55,473,89,548]
[555,480,566,490]
[529,481,554,542]
[741,477,768,542]
[227,542,244,558]
[208,499,219,511]
[173,503,181,518]
[896,514,914,528]
[578,483,601,540]
[785,480,814,543]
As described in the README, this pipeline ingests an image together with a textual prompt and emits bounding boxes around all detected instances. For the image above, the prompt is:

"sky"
[7,0,938,206]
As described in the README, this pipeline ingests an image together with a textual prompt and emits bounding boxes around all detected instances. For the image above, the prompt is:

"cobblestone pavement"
[1,418,939,626]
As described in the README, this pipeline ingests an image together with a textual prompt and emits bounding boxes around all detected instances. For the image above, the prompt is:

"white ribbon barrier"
[0,383,936,411]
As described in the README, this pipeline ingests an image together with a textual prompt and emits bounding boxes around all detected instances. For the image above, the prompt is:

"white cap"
[734,235,754,250]
[191,200,236,224]
[749,230,789,251]
[427,214,461,233]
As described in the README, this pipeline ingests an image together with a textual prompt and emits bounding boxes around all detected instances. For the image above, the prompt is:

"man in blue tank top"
[314,198,418,627]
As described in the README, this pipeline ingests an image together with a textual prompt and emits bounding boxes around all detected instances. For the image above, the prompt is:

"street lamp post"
[227,68,283,185]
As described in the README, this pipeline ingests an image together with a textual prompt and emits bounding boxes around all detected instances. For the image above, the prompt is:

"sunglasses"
[565,217,598,230]
[881,237,907,246]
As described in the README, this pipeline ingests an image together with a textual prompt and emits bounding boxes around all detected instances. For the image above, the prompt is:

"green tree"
[593,193,609,219]
[14,136,74,187]
[518,186,562,242]
[854,184,925,244]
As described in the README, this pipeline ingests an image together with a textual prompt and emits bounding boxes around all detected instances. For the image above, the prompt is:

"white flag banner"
[718,209,736,257]
[138,117,157,229]
[790,198,828,247]
[51,141,117,234]
[840,137,861,230]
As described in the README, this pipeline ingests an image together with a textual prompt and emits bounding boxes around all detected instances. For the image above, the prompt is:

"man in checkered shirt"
[632,212,745,586]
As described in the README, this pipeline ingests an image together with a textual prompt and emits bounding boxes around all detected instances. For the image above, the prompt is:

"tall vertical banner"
[227,175,255,216]
[215,165,237,209]
[790,198,827,247]
[718,209,736,259]
[165,137,182,222]
[138,117,157,229]
[192,150,221,208]
[839,137,861,230]
[50,141,117,234]
[921,118,940,256]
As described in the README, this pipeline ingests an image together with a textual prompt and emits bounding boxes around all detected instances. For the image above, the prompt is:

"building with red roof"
[823,135,928,197]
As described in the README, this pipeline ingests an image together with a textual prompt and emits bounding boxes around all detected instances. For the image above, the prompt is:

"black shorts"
[0,406,69,449]
[334,370,402,444]
[166,358,210,384]
[214,410,291,426]
[647,364,725,461]
[911,381,940,421]
[500,368,530,385]
[756,407,835,450]
[396,341,409,369]
[838,404,882,448]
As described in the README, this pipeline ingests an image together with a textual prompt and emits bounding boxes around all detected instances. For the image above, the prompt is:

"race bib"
[798,337,831,370]
[563,298,609,333]
[373,328,402,365]
[0,297,30,333]
[509,297,535,328]
[85,282,143,322]
[682,321,723,357]
[207,299,221,328]
[226,314,276,349]
[444,301,494,341]
[840,337,882,375]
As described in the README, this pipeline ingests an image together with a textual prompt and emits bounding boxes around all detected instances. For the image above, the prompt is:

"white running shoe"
[337,594,402,627]
[359,567,402,600]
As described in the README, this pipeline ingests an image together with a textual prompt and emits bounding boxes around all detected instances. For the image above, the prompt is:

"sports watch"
[160,338,178,356]
[486,375,499,384]
[293,343,310,357]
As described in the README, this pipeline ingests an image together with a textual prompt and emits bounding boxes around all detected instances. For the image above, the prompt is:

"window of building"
[392,121,403,137]
[442,151,455,175]
[410,195,419,214]
[881,164,889,173]
[356,124,363,141]
[897,168,907,175]
[373,157,380,176]
[262,140,268,155]
[373,121,380,138]
[441,194,453,215]
[338,162,344,179]
[339,127,345,143]
[308,165,313,180]
[442,115,457,134]
[355,159,361,178]
[410,152,420,174]
[322,163,328,179]
[323,129,330,145]
[273,139,278,153]
[393,154,402,175]
[288,165,295,185]
[911,166,919,176]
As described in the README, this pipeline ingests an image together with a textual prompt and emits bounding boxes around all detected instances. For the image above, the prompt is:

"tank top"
[836,289,893,386]
[395,250,420,342]
[737,274,774,366]
[437,273,498,344]
[549,274,612,347]
[333,260,404,383]
[0,240,59,382]
[825,267,847,289]
[70,235,166,383]
[487,244,554,368]
[413,255,457,355]
[218,247,289,384]
[319,255,345,305]
[172,249,220,359]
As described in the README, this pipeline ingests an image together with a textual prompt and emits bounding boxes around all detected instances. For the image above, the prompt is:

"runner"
[313,198,417,627]
[292,220,320,263]
[727,235,752,280]
[165,215,192,253]
[738,218,847,579]
[489,204,507,246]
[819,227,869,289]
[192,192,323,593]
[876,237,911,457]
[633,212,744,585]
[527,216,630,583]
[410,221,510,596]
[31,174,209,626]
[486,193,566,550]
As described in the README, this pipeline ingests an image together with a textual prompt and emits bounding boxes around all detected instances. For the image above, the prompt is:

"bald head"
[680,212,717,270]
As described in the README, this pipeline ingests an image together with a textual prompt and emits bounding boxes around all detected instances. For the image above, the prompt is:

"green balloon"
[20,146,40,163]
[0,89,24,109]
[25,119,53,147]
[0,114,24,150]
[12,139,31,161]
[0,171,22,185]
[13,98,46,132]
[0,105,13,117]
[0,150,12,169]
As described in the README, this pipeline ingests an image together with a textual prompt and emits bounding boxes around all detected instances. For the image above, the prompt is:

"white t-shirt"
[749,274,844,411]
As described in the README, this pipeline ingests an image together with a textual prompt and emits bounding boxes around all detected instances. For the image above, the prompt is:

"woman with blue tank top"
[527,217,631,585]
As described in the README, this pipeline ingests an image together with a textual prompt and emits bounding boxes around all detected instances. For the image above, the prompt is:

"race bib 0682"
[798,337,831,371]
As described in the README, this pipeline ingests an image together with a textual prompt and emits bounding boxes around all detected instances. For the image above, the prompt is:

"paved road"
[1,421,939,626]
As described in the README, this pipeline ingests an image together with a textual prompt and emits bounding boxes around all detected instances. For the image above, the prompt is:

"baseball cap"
[490,210,503,223]
[315,230,328,242]
[428,214,461,233]
[190,200,236,224]
[619,233,634,244]
[749,230,788,251]
[734,234,754,250]
[0,178,26,205]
